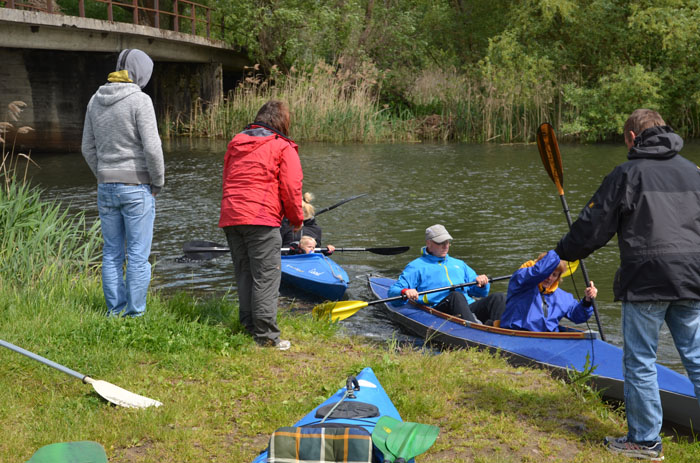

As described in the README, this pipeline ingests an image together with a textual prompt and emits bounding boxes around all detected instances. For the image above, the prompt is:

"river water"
[26,138,700,373]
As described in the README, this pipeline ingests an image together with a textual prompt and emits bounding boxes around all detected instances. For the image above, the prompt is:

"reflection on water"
[27,138,700,372]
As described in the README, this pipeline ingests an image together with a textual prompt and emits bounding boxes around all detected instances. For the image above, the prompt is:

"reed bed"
[174,61,416,143]
[171,61,574,143]
[0,101,101,288]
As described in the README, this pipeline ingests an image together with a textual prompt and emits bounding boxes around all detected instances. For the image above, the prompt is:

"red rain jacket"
[219,126,303,228]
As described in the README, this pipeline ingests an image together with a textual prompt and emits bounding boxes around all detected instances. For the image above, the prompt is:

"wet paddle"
[27,441,108,463]
[313,275,512,322]
[536,122,606,341]
[372,416,439,463]
[182,240,409,260]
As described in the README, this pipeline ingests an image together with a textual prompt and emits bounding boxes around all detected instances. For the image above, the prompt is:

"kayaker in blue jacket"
[388,224,505,324]
[500,250,596,332]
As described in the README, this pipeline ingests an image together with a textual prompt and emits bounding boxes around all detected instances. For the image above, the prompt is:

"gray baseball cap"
[425,224,453,243]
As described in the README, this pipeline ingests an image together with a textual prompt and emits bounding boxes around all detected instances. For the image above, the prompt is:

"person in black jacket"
[280,192,323,246]
[555,109,700,461]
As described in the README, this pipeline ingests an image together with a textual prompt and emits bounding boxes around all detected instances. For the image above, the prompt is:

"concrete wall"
[1,49,228,152]
[0,8,248,153]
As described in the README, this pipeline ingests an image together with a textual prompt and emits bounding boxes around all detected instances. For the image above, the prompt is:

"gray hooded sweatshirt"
[82,49,164,193]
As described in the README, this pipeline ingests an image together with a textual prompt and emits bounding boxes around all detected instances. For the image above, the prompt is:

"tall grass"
[407,67,561,143]
[169,61,418,143]
[168,61,571,144]
[0,101,101,287]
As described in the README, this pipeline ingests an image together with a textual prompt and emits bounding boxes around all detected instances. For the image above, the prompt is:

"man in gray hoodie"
[82,48,164,317]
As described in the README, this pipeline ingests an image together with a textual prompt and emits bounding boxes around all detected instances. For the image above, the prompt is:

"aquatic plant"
[1,100,35,192]
[0,101,101,287]
[169,60,417,143]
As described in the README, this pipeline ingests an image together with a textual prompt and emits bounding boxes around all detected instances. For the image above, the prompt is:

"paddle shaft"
[369,275,512,306]
[313,193,368,216]
[0,339,86,382]
[558,194,606,339]
[182,242,407,258]
[538,123,606,340]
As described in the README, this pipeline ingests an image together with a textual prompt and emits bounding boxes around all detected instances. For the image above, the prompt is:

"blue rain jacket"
[388,247,489,306]
[500,250,593,332]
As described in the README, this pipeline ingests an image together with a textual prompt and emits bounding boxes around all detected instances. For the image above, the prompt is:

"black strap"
[117,49,132,70]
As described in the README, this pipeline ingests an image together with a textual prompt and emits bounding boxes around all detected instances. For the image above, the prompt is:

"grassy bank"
[2,145,699,461]
[4,277,700,462]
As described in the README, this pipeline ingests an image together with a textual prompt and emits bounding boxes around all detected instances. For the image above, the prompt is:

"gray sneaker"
[276,339,291,351]
[604,436,663,461]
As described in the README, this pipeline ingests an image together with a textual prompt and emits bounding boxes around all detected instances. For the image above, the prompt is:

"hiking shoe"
[276,339,291,351]
[604,436,663,461]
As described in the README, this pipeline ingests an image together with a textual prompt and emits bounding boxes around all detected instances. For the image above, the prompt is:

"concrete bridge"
[1,4,249,152]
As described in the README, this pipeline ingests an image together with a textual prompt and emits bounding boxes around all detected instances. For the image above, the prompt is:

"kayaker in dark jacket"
[554,109,700,460]
[280,192,324,246]
[500,250,596,332]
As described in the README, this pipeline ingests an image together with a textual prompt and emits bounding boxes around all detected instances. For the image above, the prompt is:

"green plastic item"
[387,421,440,462]
[372,415,402,462]
[27,441,108,463]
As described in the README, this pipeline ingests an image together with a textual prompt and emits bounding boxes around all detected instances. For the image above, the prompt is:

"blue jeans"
[622,300,700,442]
[97,183,155,317]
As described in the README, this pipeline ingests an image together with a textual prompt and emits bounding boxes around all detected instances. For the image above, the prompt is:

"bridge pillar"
[1,48,226,152]
[152,61,224,134]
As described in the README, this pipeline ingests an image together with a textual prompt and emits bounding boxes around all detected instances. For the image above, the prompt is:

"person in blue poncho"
[499,250,597,332]
[388,224,505,325]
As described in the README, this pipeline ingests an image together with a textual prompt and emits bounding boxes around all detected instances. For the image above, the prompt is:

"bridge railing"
[2,0,214,38]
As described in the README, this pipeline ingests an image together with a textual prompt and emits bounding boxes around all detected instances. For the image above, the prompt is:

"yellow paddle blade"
[537,123,565,196]
[312,300,370,322]
[562,260,579,278]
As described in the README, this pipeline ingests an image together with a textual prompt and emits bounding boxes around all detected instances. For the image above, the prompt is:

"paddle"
[372,416,401,462]
[182,240,409,260]
[1,339,162,409]
[372,416,439,463]
[536,122,606,341]
[27,441,108,463]
[313,193,368,216]
[313,275,512,322]
[182,194,368,260]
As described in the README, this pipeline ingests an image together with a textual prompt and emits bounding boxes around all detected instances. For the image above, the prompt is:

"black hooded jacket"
[280,217,323,246]
[555,125,700,301]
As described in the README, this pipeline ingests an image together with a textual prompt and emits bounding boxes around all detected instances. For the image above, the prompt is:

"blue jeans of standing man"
[622,300,700,443]
[97,183,155,317]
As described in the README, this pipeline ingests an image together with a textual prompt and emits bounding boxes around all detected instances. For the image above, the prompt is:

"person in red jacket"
[219,100,304,351]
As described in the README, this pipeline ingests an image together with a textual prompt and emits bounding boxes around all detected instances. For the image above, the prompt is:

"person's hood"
[108,49,154,89]
[227,125,296,154]
[94,83,142,106]
[628,125,683,160]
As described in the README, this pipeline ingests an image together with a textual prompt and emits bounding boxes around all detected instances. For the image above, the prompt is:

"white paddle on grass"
[1,339,162,409]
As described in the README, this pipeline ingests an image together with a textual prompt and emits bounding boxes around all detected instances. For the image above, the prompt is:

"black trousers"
[434,291,506,325]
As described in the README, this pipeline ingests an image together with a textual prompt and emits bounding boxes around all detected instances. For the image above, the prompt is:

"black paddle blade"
[536,123,565,195]
[366,246,410,255]
[182,240,230,260]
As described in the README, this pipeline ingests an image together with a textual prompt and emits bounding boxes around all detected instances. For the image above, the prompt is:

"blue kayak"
[281,253,349,300]
[369,276,700,431]
[251,367,408,463]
